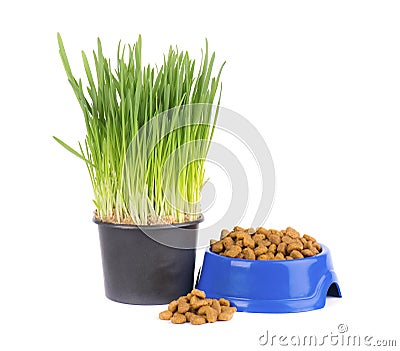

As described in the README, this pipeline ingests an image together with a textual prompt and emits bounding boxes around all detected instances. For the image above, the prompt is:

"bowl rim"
[205,243,328,263]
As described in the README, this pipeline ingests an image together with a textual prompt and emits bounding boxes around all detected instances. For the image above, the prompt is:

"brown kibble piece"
[198,306,218,323]
[286,255,294,260]
[269,233,281,245]
[243,247,256,260]
[190,289,208,310]
[243,234,255,249]
[236,239,244,247]
[189,295,198,305]
[211,299,221,314]
[311,247,320,255]
[301,249,315,257]
[277,242,287,255]
[253,233,266,244]
[282,235,296,244]
[168,300,178,313]
[186,293,192,300]
[304,234,316,242]
[177,295,188,303]
[258,252,274,260]
[191,298,209,310]
[263,240,272,247]
[300,237,307,246]
[191,289,206,299]
[178,301,190,314]
[247,227,256,234]
[171,312,186,324]
[275,252,285,260]
[218,307,236,321]
[256,227,269,235]
[190,295,209,310]
[221,306,237,313]
[220,229,230,239]
[218,312,234,321]
[219,298,230,307]
[254,245,268,256]
[313,242,321,251]
[185,311,194,322]
[235,231,246,240]
[268,243,277,254]
[290,250,304,259]
[234,226,245,232]
[286,227,300,238]
[287,242,303,253]
[197,305,208,315]
[295,238,304,246]
[225,245,242,258]
[222,236,235,250]
[190,314,206,325]
[304,240,313,249]
[159,310,173,320]
[211,240,224,253]
[206,308,218,323]
[228,231,236,239]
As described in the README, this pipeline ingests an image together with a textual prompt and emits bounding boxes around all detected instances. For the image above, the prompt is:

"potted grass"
[54,33,224,304]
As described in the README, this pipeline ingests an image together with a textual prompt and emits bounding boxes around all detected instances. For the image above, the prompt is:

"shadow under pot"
[95,217,202,305]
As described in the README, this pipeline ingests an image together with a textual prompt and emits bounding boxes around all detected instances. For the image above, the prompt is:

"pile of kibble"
[159,289,236,325]
[210,226,321,260]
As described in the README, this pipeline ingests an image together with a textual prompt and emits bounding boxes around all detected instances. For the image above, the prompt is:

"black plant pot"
[95,217,202,305]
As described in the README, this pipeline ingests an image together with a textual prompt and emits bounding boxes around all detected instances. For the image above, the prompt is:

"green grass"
[55,33,224,225]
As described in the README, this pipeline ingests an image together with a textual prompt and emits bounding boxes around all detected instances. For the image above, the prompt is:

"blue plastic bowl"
[196,244,341,313]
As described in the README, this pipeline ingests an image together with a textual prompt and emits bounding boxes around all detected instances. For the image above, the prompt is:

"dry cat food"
[159,289,236,325]
[210,226,321,260]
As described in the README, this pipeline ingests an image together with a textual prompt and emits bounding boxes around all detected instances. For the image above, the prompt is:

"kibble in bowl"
[210,226,322,260]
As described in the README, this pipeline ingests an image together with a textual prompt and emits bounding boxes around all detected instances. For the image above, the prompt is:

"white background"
[1,1,399,350]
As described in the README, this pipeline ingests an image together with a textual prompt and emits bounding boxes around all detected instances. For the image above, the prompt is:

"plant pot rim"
[93,214,204,230]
